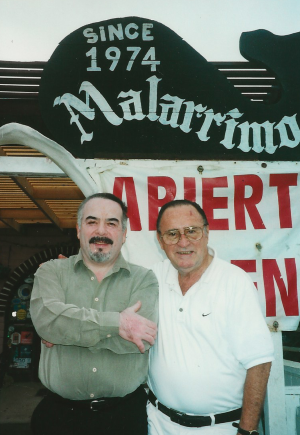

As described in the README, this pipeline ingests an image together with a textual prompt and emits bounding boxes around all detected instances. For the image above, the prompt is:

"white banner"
[87,160,300,331]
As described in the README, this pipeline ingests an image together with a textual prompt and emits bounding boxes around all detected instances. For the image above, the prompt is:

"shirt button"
[92,368,97,372]
[91,277,95,281]
[107,334,111,338]
[179,308,183,312]
[90,393,95,398]
[94,297,99,302]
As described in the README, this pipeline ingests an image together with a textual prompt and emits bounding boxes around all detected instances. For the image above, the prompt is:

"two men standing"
[30,194,273,435]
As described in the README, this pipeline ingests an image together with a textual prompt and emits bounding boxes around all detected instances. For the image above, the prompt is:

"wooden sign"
[39,17,300,160]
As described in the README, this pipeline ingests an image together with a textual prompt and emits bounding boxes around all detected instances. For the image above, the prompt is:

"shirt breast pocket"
[102,293,131,312]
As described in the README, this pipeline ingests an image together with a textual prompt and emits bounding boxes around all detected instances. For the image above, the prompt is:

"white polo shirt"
[148,248,274,415]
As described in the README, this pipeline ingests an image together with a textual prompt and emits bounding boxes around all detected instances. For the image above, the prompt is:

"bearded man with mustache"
[30,193,158,435]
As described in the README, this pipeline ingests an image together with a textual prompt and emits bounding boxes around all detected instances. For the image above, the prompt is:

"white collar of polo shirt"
[165,247,216,295]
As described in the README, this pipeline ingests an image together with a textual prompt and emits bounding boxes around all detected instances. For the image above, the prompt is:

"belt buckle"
[90,399,106,411]
[170,408,185,424]
[170,409,210,428]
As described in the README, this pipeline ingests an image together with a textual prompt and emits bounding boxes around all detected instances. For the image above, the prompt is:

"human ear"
[156,232,164,250]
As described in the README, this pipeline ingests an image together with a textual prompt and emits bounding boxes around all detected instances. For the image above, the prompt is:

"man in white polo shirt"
[147,199,274,435]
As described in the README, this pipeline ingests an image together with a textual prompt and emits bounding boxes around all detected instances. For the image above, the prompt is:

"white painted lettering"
[275,114,300,149]
[220,108,244,149]
[118,90,146,121]
[125,23,139,40]
[99,26,106,41]
[142,23,154,41]
[53,93,94,143]
[180,102,206,133]
[108,24,124,41]
[53,75,300,156]
[159,94,185,128]
[147,75,161,122]
[83,28,98,44]
[196,109,226,141]
[237,121,277,154]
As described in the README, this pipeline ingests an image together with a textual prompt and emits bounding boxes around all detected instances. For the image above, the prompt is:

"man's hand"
[40,254,67,267]
[41,339,54,348]
[119,301,157,353]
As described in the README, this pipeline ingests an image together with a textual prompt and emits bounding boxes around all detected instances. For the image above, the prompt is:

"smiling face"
[157,204,210,276]
[76,197,126,267]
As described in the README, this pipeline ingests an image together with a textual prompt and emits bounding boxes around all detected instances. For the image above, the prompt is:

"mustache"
[89,236,113,245]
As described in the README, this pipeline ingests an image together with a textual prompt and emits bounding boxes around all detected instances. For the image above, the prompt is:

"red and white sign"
[87,159,300,331]
[20,331,33,344]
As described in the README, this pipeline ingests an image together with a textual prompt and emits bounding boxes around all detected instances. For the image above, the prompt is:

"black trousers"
[31,386,148,435]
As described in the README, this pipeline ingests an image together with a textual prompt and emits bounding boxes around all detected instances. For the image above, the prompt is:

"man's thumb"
[132,300,142,313]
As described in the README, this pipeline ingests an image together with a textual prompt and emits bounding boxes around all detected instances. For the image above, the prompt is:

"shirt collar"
[201,247,216,283]
[74,250,131,275]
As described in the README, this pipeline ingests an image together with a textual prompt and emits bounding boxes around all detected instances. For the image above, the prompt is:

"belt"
[48,386,141,411]
[148,390,242,428]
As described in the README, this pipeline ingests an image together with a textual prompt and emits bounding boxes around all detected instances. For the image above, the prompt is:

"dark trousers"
[31,386,148,435]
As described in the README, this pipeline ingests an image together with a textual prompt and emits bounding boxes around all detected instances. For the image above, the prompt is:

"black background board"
[39,17,300,160]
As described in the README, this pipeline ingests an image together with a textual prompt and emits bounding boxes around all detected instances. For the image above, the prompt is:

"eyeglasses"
[160,226,207,245]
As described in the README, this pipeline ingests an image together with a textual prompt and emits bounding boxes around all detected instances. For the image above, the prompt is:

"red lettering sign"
[263,258,299,316]
[202,177,229,230]
[231,259,257,289]
[234,175,266,230]
[113,177,142,230]
[184,177,196,202]
[270,173,297,229]
[148,176,176,230]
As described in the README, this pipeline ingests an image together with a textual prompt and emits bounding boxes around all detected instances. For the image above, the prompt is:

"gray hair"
[77,193,128,231]
[156,199,209,234]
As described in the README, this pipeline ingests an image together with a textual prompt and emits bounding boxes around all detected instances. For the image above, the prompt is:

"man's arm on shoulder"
[33,260,158,351]
[41,299,157,353]
[89,268,158,354]
[238,362,271,433]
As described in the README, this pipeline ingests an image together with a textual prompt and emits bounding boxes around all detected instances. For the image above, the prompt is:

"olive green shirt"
[30,251,158,400]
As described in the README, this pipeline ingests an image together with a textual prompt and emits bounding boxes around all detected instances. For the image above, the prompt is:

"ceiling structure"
[0,145,84,232]
[0,60,280,232]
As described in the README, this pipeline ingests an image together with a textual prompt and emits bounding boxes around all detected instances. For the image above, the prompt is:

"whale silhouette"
[21,17,300,161]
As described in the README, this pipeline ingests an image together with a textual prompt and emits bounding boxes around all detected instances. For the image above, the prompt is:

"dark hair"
[77,193,128,230]
[156,199,209,233]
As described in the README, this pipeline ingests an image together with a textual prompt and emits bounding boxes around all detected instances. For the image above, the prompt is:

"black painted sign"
[39,17,300,160]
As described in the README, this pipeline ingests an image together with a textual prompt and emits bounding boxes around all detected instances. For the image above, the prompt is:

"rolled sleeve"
[227,271,274,369]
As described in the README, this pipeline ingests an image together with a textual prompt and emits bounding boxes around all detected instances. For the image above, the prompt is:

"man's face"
[76,198,126,266]
[157,205,209,275]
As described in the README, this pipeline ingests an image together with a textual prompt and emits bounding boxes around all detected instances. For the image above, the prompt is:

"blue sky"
[0,0,299,62]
